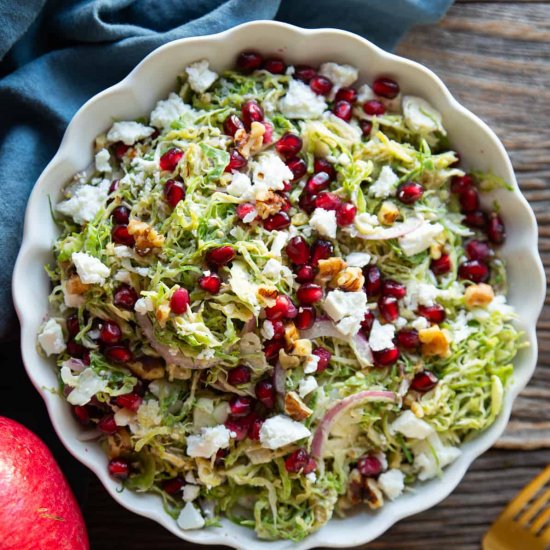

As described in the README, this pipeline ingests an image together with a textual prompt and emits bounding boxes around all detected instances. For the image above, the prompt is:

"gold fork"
[483,465,550,550]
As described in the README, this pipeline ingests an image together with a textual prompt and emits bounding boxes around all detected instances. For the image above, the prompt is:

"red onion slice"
[311,390,397,458]
[136,313,214,370]
[356,217,422,240]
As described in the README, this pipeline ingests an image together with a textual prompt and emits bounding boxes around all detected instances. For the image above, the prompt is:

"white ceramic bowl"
[13,20,546,550]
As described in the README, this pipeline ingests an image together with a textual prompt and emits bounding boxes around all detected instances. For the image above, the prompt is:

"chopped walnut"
[279,349,301,369]
[255,190,287,219]
[127,356,165,380]
[346,469,364,506]
[127,219,165,254]
[257,286,278,307]
[284,322,300,347]
[155,303,171,327]
[330,267,365,292]
[315,257,347,284]
[419,326,450,358]
[94,134,108,153]
[363,477,384,510]
[167,364,193,381]
[378,201,400,225]
[105,429,132,459]
[66,274,90,295]
[464,283,494,309]
[284,391,313,421]
[289,339,312,357]
[235,121,266,158]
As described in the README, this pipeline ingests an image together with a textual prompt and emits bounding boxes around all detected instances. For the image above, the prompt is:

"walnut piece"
[284,391,313,421]
[127,356,165,380]
[235,121,266,158]
[419,326,450,357]
[127,219,165,254]
[257,286,278,307]
[255,190,287,219]
[315,257,347,284]
[289,339,312,357]
[105,429,132,459]
[284,322,300,347]
[363,477,384,510]
[464,283,495,309]
[330,267,365,292]
[378,201,400,225]
[155,303,171,327]
[279,349,301,370]
[66,274,90,295]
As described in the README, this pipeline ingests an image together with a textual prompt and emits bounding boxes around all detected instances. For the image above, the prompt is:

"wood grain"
[85,4,550,549]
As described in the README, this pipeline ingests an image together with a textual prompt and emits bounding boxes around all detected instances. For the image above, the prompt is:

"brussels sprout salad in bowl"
[18,22,544,550]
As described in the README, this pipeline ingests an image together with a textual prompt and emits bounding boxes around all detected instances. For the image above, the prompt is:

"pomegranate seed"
[111,225,135,246]
[294,65,316,83]
[305,172,331,195]
[285,448,310,473]
[105,345,133,364]
[335,87,358,103]
[450,174,474,194]
[299,191,317,214]
[313,346,331,372]
[295,306,316,330]
[378,296,399,322]
[170,288,190,314]
[162,477,184,495]
[286,236,310,265]
[270,320,286,339]
[99,320,121,344]
[98,414,118,434]
[310,75,332,95]
[357,455,383,477]
[396,329,420,350]
[463,210,488,230]
[108,458,129,479]
[241,100,264,129]
[263,58,286,74]
[363,100,386,116]
[458,260,490,283]
[333,100,352,121]
[164,179,185,207]
[229,396,254,417]
[279,193,291,212]
[360,120,373,137]
[115,393,142,412]
[295,264,317,283]
[113,284,138,309]
[336,202,357,226]
[373,347,400,367]
[223,114,244,137]
[304,457,317,474]
[263,338,285,363]
[465,240,492,261]
[263,211,291,231]
[430,254,452,276]
[363,265,382,296]
[255,379,275,408]
[310,239,334,265]
[111,206,130,224]
[265,295,297,321]
[112,142,129,160]
[262,122,274,144]
[206,246,235,267]
[313,158,336,180]
[487,212,506,244]
[411,370,439,393]
[66,315,80,337]
[236,51,263,72]
[67,340,86,358]
[225,415,252,441]
[248,417,264,440]
[382,279,406,299]
[236,203,256,222]
[214,448,229,466]
[396,181,424,205]
[227,365,251,386]
[275,133,302,159]
[315,192,341,211]
[297,283,323,305]
[225,148,247,173]
[372,77,400,99]
[361,310,375,337]
[418,304,446,324]
[198,273,222,294]
[82,351,91,365]
[459,187,479,213]
[160,148,183,172]
[286,157,307,181]
[73,405,90,426]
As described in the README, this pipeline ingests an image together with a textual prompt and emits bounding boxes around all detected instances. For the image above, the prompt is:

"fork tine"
[530,505,550,535]
[517,487,550,525]
[501,466,550,519]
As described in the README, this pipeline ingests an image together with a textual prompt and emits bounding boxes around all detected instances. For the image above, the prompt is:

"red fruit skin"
[0,417,89,550]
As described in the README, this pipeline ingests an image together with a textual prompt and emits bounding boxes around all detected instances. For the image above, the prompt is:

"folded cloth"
[0,0,452,505]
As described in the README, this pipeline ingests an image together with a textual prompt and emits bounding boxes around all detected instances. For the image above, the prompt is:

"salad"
[38,50,522,541]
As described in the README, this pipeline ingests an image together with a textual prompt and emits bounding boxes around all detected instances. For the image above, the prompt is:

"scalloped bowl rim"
[12,20,546,550]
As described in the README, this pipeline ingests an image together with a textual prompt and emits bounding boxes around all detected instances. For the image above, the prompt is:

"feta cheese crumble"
[185,60,218,94]
[150,92,192,130]
[323,289,367,336]
[368,320,396,352]
[403,95,445,135]
[378,469,405,500]
[38,319,66,356]
[60,367,108,406]
[298,376,318,398]
[106,121,154,145]
[319,62,358,91]
[310,208,337,239]
[57,179,110,225]
[369,166,399,198]
[279,80,327,119]
[186,425,232,458]
[252,153,293,193]
[71,252,110,285]
[95,148,111,173]
[345,252,371,268]
[177,502,205,530]
[259,415,311,449]
[391,410,434,439]
[399,219,444,256]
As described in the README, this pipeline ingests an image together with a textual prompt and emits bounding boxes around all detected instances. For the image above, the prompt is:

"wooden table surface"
[85,2,550,548]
